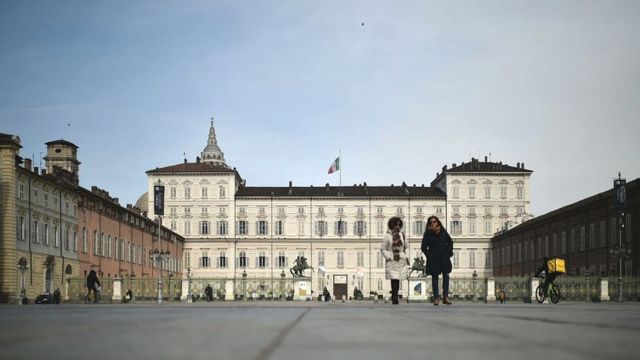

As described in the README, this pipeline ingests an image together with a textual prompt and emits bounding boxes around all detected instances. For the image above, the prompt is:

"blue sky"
[1,0,639,216]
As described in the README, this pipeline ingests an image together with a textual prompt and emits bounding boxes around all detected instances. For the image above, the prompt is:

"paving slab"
[0,302,638,360]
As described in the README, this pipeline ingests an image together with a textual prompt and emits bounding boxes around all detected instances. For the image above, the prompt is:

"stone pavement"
[1,301,639,360]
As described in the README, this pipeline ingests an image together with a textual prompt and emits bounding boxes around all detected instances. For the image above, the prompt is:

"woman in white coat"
[380,217,409,305]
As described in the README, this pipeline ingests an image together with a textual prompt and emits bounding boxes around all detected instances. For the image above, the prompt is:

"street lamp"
[186,267,192,303]
[610,243,632,301]
[612,173,630,302]
[149,248,171,303]
[17,259,29,304]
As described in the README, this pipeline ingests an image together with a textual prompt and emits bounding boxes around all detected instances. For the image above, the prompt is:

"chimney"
[484,156,488,162]
[325,183,330,192]
[41,168,46,175]
[184,158,187,164]
[33,166,39,174]
[196,156,200,163]
[24,158,32,171]
[517,162,520,169]
[452,163,457,168]
[521,162,525,169]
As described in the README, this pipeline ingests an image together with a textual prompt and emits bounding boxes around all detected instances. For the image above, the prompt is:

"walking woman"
[421,215,453,306]
[380,217,409,305]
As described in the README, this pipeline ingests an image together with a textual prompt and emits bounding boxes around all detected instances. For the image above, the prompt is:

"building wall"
[492,179,639,277]
[0,136,20,303]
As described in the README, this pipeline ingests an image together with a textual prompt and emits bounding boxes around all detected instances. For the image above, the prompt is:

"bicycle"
[85,288,95,304]
[535,276,561,304]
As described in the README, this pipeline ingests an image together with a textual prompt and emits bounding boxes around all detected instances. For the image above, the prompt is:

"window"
[218,252,227,268]
[516,184,523,199]
[73,231,77,251]
[484,250,492,268]
[376,220,384,235]
[435,207,443,215]
[315,221,328,236]
[44,193,49,208]
[484,219,492,234]
[354,221,367,237]
[396,207,403,215]
[468,218,476,235]
[469,249,476,268]
[377,207,384,214]
[277,251,287,268]
[356,207,364,215]
[416,207,423,214]
[357,251,364,267]
[257,221,268,235]
[297,220,305,236]
[580,226,586,251]
[485,185,491,199]
[452,206,460,214]
[16,216,27,240]
[500,185,507,199]
[468,185,475,198]
[626,214,632,243]
[184,221,191,235]
[414,221,424,235]
[376,252,383,268]
[170,186,176,199]
[335,220,347,236]
[561,232,567,254]
[219,186,226,198]
[32,220,39,243]
[453,250,459,268]
[298,207,305,214]
[201,187,208,198]
[54,226,60,248]
[239,251,247,268]
[237,220,248,235]
[200,221,209,235]
[337,251,344,268]
[600,220,606,248]
[201,207,208,214]
[318,250,325,266]
[452,185,459,198]
[18,183,24,199]
[184,207,191,215]
[589,223,596,249]
[93,231,98,255]
[258,251,267,268]
[184,187,191,199]
[451,220,462,235]
[570,228,576,253]
[170,221,176,231]
[500,207,508,216]
[217,221,227,235]
[200,252,210,268]
[44,223,50,245]
[275,220,284,235]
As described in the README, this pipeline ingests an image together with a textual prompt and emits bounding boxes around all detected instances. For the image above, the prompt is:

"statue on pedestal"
[409,256,427,277]
[290,256,313,277]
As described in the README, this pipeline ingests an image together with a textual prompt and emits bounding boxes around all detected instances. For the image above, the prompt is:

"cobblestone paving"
[1,302,639,360]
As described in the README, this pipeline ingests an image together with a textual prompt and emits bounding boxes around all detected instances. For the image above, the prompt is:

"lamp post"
[186,267,192,303]
[149,248,171,303]
[18,259,29,304]
[612,173,630,302]
[242,270,247,301]
[130,271,135,302]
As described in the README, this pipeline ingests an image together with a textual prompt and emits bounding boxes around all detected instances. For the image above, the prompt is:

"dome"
[134,192,148,214]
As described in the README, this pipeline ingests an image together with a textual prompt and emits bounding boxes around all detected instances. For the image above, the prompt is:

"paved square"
[1,302,639,360]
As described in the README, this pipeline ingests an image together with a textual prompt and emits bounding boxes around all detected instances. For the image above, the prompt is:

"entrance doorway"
[333,274,348,300]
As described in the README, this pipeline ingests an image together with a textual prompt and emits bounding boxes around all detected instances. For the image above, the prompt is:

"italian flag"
[328,157,340,174]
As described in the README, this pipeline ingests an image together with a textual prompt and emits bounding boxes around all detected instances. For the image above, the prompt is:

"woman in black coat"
[421,215,454,306]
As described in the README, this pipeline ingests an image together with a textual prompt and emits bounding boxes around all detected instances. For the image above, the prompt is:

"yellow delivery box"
[547,258,566,274]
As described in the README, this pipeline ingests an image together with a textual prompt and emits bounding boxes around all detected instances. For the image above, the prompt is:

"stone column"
[181,277,190,301]
[485,277,496,303]
[529,277,539,303]
[0,134,21,304]
[600,278,610,302]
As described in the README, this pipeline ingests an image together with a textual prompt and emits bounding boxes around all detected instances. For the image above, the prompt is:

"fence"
[66,275,640,303]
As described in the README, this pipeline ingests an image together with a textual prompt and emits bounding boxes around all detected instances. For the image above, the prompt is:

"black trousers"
[391,279,400,303]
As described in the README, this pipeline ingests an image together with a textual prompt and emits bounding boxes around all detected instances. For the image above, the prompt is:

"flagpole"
[339,149,342,196]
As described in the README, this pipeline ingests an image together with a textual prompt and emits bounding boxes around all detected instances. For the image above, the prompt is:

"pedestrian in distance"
[421,215,454,306]
[86,270,101,304]
[380,216,409,305]
[205,284,213,302]
[322,287,331,302]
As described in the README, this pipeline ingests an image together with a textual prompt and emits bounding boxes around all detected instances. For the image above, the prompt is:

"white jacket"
[380,231,409,280]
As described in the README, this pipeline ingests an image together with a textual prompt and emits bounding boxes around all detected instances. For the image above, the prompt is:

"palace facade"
[145,121,533,299]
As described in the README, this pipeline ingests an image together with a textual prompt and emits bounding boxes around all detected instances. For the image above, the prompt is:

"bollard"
[472,271,478,303]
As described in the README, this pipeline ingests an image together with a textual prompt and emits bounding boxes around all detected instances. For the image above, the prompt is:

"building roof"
[146,162,238,174]
[431,157,532,185]
[0,132,22,147]
[45,139,78,149]
[493,178,639,239]
[235,183,446,198]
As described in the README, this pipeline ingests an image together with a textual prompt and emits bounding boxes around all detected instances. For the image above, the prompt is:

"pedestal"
[293,278,311,301]
[485,278,496,303]
[181,278,190,301]
[112,277,122,302]
[408,279,428,302]
[224,281,234,301]
[600,279,610,301]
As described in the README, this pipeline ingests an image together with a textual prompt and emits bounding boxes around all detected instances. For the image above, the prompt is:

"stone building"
[492,178,638,277]
[145,120,533,299]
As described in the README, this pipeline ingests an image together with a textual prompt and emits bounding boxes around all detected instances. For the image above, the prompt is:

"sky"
[1,0,639,216]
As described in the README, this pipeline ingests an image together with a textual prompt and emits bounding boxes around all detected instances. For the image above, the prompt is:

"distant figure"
[322,287,331,302]
[499,289,506,304]
[124,289,133,303]
[53,288,61,304]
[205,284,213,302]
[353,287,363,300]
[86,270,101,304]
[380,217,409,305]
[422,215,454,306]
